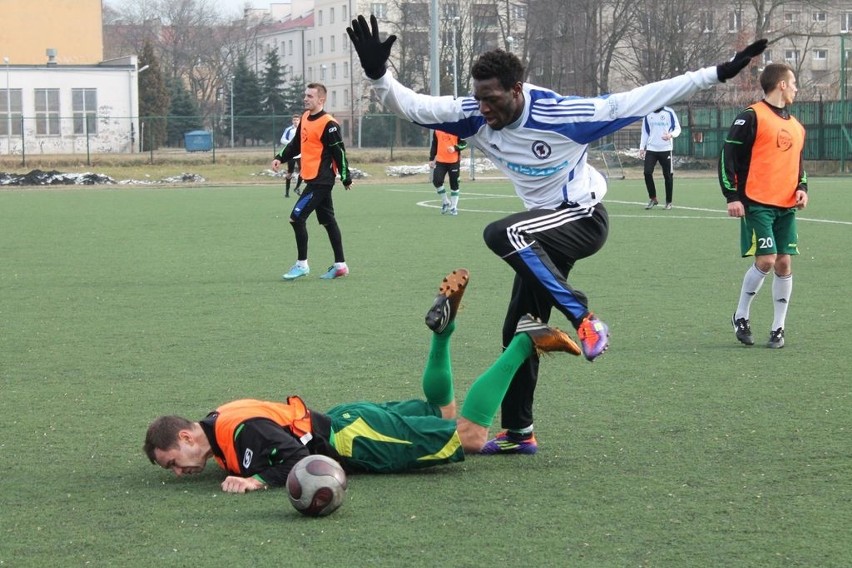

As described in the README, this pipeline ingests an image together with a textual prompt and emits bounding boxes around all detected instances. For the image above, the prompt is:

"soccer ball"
[286,454,348,517]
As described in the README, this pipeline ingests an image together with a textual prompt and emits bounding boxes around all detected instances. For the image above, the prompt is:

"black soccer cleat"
[732,314,754,346]
[767,328,785,349]
[425,269,470,333]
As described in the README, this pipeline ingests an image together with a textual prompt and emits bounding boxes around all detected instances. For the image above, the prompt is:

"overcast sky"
[217,0,260,18]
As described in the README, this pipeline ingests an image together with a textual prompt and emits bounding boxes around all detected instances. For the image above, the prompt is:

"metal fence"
[2,101,850,169]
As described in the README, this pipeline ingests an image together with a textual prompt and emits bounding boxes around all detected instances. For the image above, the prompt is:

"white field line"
[387,188,852,226]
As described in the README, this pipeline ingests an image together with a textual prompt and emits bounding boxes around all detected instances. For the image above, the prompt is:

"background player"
[429,129,468,215]
[640,106,681,209]
[720,63,807,349]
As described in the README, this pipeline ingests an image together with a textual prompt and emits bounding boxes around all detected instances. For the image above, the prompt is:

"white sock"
[735,263,768,320]
[335,262,348,270]
[296,260,308,269]
[771,273,792,331]
[436,187,449,204]
[450,191,459,208]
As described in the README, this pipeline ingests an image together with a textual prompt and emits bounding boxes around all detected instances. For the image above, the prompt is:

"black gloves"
[717,39,769,82]
[346,14,397,80]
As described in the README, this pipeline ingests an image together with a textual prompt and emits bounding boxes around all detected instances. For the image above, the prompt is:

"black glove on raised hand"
[346,14,397,80]
[717,39,768,82]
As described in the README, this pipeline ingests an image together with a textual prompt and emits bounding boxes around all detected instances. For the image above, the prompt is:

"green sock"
[421,320,456,406]
[461,333,534,427]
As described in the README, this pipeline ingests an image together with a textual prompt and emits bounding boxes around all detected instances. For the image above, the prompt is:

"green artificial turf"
[1,177,849,566]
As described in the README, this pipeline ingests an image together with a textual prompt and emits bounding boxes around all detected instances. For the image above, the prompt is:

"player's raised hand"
[346,14,397,80]
[717,39,768,82]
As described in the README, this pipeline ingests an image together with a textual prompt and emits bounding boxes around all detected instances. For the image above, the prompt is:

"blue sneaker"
[577,313,609,361]
[282,264,309,280]
[480,431,538,455]
[320,265,349,279]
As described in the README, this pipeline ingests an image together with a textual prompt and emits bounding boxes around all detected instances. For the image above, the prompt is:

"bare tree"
[105,0,261,122]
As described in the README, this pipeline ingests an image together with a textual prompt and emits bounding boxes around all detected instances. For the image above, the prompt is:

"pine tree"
[261,48,288,142]
[231,55,265,145]
[166,77,203,147]
[138,41,170,151]
[281,76,306,116]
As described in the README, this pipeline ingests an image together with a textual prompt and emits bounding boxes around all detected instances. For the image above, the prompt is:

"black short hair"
[471,50,524,91]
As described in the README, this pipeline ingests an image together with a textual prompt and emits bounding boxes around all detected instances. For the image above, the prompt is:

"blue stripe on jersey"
[517,247,587,319]
[525,87,643,144]
[416,96,485,139]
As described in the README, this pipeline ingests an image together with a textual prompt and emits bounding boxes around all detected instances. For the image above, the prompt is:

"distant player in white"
[279,114,303,197]
[640,106,682,209]
[348,15,766,454]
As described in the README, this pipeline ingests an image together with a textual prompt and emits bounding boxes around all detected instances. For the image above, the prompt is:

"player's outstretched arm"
[346,14,397,80]
[717,39,768,82]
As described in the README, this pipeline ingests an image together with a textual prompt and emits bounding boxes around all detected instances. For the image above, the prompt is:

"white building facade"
[1,56,142,156]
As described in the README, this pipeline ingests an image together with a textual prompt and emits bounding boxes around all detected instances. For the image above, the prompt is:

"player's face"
[153,438,208,477]
[780,71,798,105]
[472,77,523,130]
[304,88,325,113]
[292,116,300,126]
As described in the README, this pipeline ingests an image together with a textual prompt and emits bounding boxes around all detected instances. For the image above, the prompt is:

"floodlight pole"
[430,0,440,95]
[842,33,847,173]
[4,57,10,153]
[452,17,460,98]
[229,75,235,148]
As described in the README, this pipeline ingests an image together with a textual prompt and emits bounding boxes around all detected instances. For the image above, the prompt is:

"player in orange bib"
[719,63,808,349]
[272,83,352,281]
[429,130,468,215]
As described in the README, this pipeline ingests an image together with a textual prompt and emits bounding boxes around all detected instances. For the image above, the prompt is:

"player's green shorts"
[326,399,464,473]
[740,204,799,257]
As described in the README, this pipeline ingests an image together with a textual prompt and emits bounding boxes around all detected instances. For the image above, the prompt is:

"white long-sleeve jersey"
[370,67,718,210]
[640,106,682,152]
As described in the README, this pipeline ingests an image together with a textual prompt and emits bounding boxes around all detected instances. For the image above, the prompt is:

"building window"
[371,3,387,20]
[343,4,347,20]
[843,12,852,33]
[783,11,798,24]
[288,39,293,56]
[342,33,349,52]
[699,11,714,33]
[332,62,337,79]
[401,2,429,24]
[321,65,327,80]
[813,11,826,23]
[784,49,799,64]
[344,61,350,78]
[442,3,458,18]
[72,88,98,135]
[331,35,336,52]
[318,10,323,26]
[472,4,499,27]
[0,88,23,136]
[813,49,828,60]
[34,88,60,136]
[307,40,313,56]
[330,7,335,24]
[344,88,349,105]
[761,13,771,31]
[510,4,526,20]
[762,50,772,65]
[319,37,324,53]
[728,10,742,32]
[332,90,337,107]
